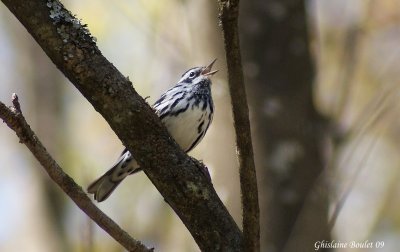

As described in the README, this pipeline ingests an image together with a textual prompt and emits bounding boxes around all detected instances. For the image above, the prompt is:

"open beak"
[201,59,218,76]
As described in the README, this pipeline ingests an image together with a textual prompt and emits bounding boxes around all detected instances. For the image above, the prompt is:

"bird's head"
[178,59,218,85]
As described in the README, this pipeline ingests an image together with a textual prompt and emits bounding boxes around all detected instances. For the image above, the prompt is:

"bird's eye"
[189,72,196,78]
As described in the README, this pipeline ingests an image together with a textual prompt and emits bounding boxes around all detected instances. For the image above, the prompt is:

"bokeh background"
[1,0,400,251]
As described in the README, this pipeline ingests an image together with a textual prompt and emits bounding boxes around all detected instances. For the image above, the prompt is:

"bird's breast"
[162,100,213,152]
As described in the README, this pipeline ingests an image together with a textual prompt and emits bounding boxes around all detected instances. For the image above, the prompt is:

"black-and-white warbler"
[88,59,218,202]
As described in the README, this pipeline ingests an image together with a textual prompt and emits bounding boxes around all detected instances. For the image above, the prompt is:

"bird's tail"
[87,163,124,202]
[87,162,141,202]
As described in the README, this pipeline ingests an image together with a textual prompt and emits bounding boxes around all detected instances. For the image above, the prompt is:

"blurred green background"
[1,0,400,251]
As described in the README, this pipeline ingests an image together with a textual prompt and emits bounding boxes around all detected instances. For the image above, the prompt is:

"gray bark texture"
[218,1,260,251]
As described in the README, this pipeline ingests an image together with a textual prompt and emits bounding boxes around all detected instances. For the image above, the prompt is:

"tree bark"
[1,0,242,251]
[219,1,260,251]
[240,0,330,251]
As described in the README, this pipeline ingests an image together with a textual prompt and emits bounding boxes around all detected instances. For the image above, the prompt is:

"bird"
[87,59,218,202]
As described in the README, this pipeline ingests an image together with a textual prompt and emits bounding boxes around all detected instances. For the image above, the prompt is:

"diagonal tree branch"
[1,0,242,251]
[0,94,151,252]
[218,1,260,251]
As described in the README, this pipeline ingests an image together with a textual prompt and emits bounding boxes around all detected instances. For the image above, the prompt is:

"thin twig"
[328,135,377,231]
[218,1,260,251]
[328,100,392,231]
[0,94,152,252]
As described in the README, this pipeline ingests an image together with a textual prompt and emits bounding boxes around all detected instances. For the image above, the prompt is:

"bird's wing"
[153,85,187,119]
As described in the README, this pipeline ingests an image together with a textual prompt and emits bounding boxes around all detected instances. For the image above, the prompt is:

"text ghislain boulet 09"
[315,240,385,250]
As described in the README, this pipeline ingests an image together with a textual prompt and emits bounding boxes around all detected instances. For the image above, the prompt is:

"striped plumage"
[87,60,217,202]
